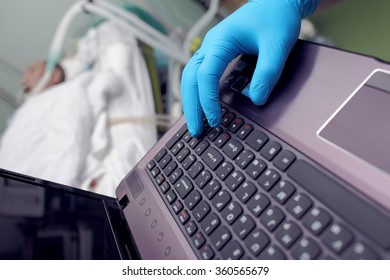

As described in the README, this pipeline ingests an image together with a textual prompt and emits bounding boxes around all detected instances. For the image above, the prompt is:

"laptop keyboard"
[146,105,390,260]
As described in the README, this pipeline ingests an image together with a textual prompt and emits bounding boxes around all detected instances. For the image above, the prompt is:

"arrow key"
[257,169,280,191]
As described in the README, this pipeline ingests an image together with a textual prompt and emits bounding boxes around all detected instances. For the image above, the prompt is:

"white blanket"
[0,21,157,197]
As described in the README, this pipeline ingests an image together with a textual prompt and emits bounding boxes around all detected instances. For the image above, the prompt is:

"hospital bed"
[0,57,21,134]
[0,0,220,197]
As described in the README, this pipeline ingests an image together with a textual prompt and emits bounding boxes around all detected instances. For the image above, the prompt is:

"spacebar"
[287,159,390,249]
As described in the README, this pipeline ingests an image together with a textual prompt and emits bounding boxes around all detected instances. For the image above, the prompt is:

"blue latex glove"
[181,0,320,137]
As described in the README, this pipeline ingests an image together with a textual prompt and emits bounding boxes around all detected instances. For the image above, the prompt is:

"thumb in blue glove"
[181,0,320,137]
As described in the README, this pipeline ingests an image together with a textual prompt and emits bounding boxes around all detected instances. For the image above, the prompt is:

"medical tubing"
[84,2,188,64]
[183,0,219,59]
[94,0,177,52]
[32,1,85,95]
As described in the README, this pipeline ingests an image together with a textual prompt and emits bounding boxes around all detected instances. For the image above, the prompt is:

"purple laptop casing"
[116,41,390,259]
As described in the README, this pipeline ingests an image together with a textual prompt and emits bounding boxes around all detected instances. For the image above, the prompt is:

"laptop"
[1,40,390,260]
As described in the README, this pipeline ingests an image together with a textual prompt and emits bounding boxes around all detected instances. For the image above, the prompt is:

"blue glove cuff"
[285,0,321,18]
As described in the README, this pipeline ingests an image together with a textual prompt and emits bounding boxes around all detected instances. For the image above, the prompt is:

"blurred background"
[310,0,390,62]
[0,0,389,260]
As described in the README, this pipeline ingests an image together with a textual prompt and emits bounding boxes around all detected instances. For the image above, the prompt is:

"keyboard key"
[273,150,296,171]
[185,220,198,236]
[201,147,224,170]
[182,154,196,170]
[169,168,183,184]
[257,169,280,191]
[172,200,183,214]
[233,214,255,239]
[260,140,282,161]
[235,181,256,203]
[147,160,156,170]
[159,154,172,169]
[188,161,204,179]
[176,147,190,163]
[222,201,243,225]
[222,139,244,160]
[245,228,270,256]
[203,122,211,135]
[286,193,313,219]
[233,60,247,71]
[195,170,212,189]
[203,179,221,199]
[235,150,255,169]
[150,166,160,177]
[184,190,202,210]
[178,209,190,224]
[154,148,167,162]
[208,127,223,141]
[260,206,285,232]
[220,240,244,260]
[303,207,332,235]
[231,76,248,92]
[212,190,232,211]
[182,131,192,142]
[159,181,170,194]
[194,140,210,156]
[216,161,234,180]
[175,176,194,199]
[210,226,231,251]
[322,223,354,255]
[225,171,244,191]
[155,174,165,185]
[237,123,253,140]
[275,221,302,248]
[165,189,177,204]
[246,130,268,151]
[246,158,266,180]
[163,161,177,177]
[221,112,236,127]
[247,192,270,217]
[271,180,296,204]
[259,245,286,260]
[192,232,206,248]
[228,117,244,133]
[344,242,378,260]
[292,237,321,260]
[171,141,184,156]
[215,132,231,148]
[189,137,201,149]
[200,244,215,260]
[192,201,210,222]
[166,125,187,149]
[201,213,221,235]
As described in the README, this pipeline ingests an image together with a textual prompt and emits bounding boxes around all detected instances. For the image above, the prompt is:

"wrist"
[285,0,320,18]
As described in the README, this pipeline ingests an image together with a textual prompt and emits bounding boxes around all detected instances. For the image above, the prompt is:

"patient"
[2,20,158,197]
[21,60,65,93]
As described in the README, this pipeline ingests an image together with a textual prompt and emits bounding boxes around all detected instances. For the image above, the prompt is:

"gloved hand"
[181,0,320,137]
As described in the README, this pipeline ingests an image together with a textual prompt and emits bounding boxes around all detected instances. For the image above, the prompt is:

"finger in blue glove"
[181,0,320,137]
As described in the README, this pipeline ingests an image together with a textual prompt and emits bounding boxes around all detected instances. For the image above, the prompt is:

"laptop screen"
[0,170,137,260]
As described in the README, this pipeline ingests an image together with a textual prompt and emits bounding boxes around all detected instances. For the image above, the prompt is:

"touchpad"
[318,70,390,174]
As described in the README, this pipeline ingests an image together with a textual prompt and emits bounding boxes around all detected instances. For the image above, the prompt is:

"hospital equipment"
[31,0,220,123]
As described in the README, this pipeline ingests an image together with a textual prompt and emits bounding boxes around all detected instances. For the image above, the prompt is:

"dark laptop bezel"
[0,168,139,260]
